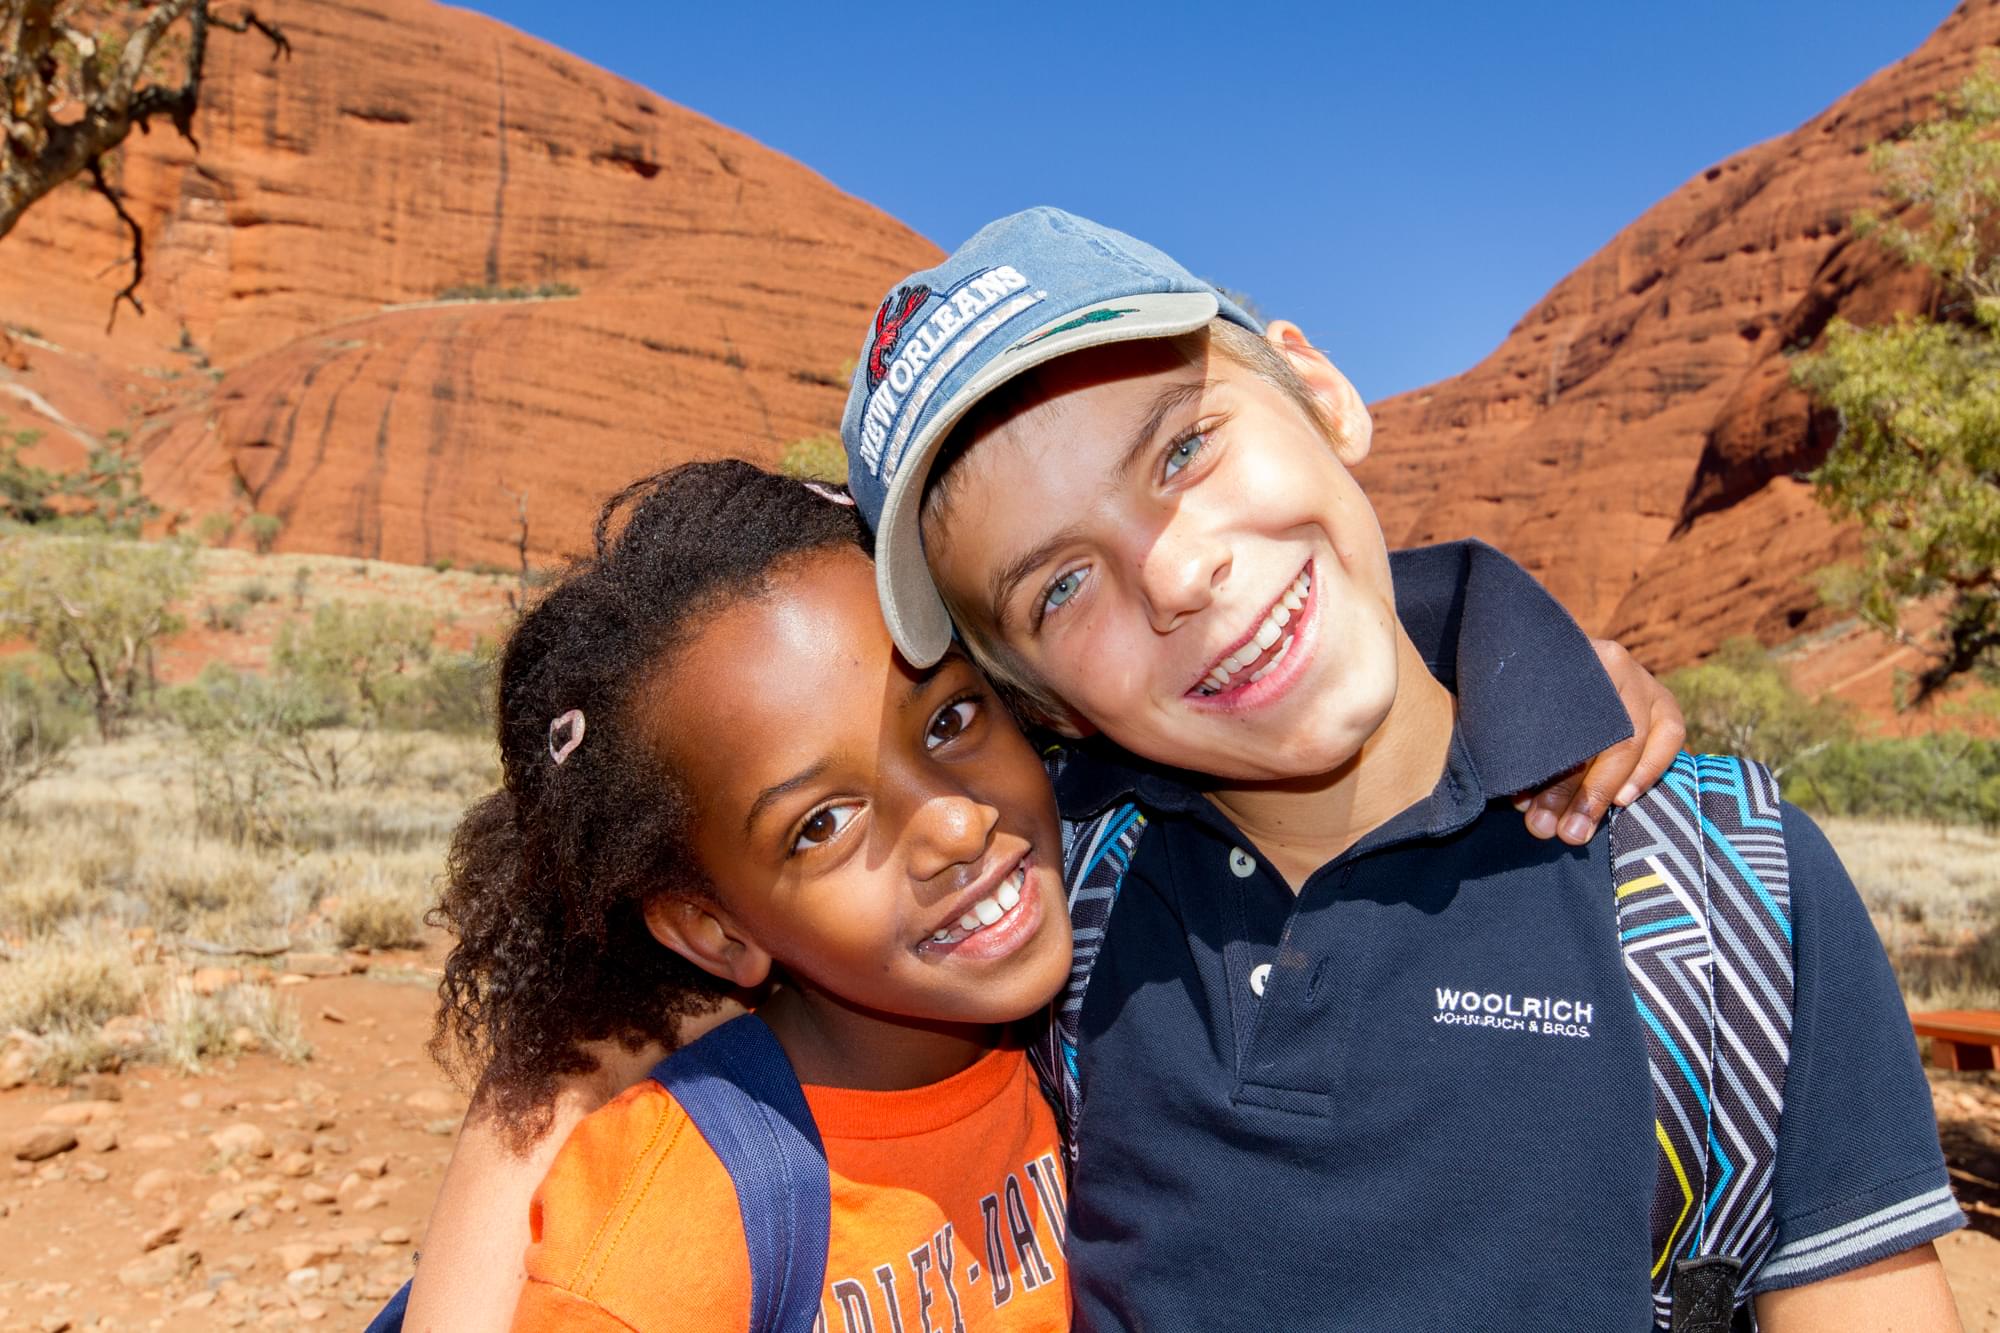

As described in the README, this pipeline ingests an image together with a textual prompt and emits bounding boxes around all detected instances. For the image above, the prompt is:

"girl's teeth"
[933,866,1030,946]
[933,930,952,942]
[959,912,982,932]
[997,880,1021,911]
[975,898,1003,926]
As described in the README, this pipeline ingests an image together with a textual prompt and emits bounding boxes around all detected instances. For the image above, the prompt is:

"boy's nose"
[1139,527,1231,634]
[905,791,1001,884]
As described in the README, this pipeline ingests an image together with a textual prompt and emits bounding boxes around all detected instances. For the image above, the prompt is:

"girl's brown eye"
[792,804,857,853]
[926,700,976,750]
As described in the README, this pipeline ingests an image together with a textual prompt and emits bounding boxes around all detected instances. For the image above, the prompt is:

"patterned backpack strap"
[1612,754,1795,1331]
[1030,799,1148,1162]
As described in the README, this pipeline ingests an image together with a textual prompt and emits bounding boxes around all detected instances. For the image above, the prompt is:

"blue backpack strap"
[1612,754,1795,1330]
[1031,798,1148,1161]
[363,1278,409,1332]
[653,1013,830,1333]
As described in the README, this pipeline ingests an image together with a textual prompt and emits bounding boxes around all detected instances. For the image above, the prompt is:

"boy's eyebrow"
[1119,377,1211,479]
[986,376,1212,627]
[745,761,831,834]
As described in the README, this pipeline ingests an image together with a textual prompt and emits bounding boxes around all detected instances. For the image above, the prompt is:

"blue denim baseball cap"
[839,206,1261,667]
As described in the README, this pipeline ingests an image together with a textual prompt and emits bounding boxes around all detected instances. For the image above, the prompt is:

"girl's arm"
[403,1006,741,1333]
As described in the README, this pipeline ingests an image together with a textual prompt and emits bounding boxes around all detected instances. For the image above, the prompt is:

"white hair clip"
[801,481,856,507]
[548,709,586,765]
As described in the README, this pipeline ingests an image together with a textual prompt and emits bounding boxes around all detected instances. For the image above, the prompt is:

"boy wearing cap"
[838,208,1961,1330]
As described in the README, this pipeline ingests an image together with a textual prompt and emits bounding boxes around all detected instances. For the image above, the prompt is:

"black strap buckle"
[1669,1255,1743,1333]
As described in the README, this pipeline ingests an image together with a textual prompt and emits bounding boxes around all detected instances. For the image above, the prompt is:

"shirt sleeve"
[512,1279,645,1332]
[1753,803,1964,1291]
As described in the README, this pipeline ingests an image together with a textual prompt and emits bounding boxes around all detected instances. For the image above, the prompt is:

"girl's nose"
[905,791,1001,884]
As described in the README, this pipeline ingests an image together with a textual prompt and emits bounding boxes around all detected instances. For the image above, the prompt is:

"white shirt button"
[1228,847,1255,878]
[1250,963,1272,998]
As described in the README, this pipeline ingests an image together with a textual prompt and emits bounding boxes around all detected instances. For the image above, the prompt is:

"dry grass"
[0,724,494,1081]
[1824,817,2000,1010]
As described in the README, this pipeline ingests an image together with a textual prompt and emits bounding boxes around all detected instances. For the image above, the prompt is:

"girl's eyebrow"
[745,759,830,834]
[741,662,950,833]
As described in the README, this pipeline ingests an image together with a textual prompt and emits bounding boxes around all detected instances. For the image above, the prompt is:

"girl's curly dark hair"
[430,460,869,1140]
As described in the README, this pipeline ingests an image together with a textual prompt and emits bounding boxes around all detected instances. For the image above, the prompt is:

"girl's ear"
[1263,319,1373,467]
[643,897,774,990]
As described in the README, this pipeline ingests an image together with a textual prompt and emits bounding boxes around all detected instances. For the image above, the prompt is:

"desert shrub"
[0,877,88,935]
[201,598,248,632]
[435,281,580,302]
[778,433,847,484]
[1785,734,2000,827]
[331,891,427,950]
[0,665,82,815]
[167,666,318,836]
[239,578,274,606]
[380,648,494,735]
[155,981,309,1073]
[0,936,145,1035]
[1664,639,1851,778]
[244,512,283,555]
[194,512,234,546]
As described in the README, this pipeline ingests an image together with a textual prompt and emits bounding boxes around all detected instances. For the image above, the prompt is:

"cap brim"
[875,290,1221,667]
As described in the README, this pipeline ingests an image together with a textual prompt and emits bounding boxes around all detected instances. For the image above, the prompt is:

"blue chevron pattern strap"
[1613,754,1795,1329]
[1030,797,1149,1162]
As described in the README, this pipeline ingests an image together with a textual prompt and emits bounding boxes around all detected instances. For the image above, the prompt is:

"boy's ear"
[1263,319,1373,466]
[643,897,775,990]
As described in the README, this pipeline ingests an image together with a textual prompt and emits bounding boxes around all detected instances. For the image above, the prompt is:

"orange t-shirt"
[513,1046,1070,1332]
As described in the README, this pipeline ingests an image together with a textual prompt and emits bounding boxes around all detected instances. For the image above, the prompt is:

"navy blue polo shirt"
[1054,541,1958,1331]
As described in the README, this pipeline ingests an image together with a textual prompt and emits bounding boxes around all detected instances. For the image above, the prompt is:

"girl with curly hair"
[426,460,1075,1331]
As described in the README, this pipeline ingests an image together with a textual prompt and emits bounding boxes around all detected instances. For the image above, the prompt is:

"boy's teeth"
[1248,636,1294,682]
[1199,567,1312,695]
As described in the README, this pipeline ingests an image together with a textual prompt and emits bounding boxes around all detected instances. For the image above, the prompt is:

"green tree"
[1792,61,2000,701]
[1663,638,1852,779]
[0,432,157,535]
[274,601,436,723]
[0,533,193,737]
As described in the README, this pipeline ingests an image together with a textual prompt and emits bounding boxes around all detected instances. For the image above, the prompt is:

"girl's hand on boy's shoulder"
[1512,638,1686,846]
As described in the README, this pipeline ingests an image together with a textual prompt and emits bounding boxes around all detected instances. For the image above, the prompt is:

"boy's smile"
[925,323,1407,786]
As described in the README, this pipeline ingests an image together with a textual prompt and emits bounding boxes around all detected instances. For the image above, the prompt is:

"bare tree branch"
[1,1,290,317]
[88,156,144,329]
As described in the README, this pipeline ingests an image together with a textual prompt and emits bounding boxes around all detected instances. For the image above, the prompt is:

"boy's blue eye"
[1164,432,1205,479]
[1042,569,1085,618]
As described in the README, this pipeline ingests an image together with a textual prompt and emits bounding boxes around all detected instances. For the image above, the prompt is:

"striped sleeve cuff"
[1756,1183,1965,1290]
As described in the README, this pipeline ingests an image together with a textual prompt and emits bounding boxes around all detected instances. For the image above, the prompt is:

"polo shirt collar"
[1052,539,1634,822]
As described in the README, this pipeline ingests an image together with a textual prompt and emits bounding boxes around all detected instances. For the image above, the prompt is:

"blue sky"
[454,2,1949,401]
